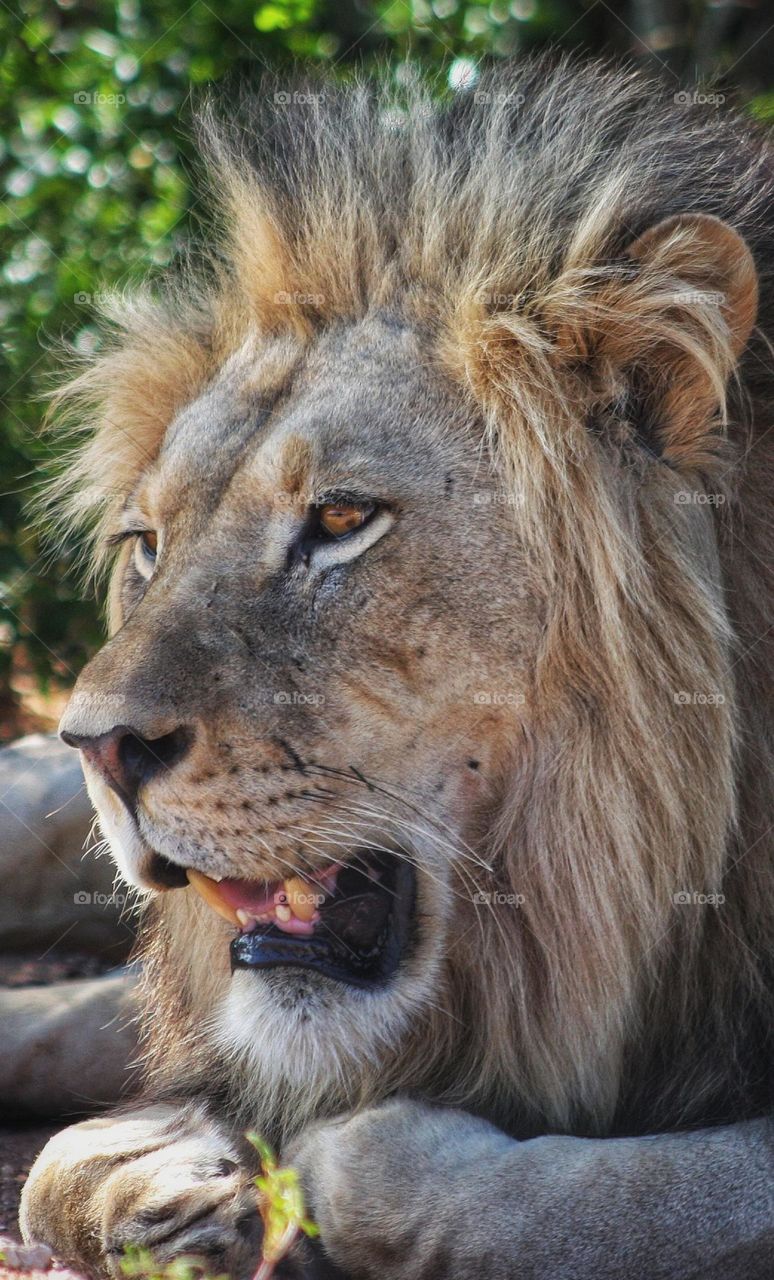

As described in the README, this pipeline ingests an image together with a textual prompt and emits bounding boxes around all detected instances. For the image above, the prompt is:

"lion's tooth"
[284,875,324,922]
[186,868,240,926]
[236,907,257,930]
[275,903,292,923]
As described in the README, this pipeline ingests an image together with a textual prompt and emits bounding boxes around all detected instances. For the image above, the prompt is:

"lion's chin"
[231,852,416,989]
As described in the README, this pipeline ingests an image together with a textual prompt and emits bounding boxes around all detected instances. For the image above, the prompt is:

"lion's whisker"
[301,765,494,875]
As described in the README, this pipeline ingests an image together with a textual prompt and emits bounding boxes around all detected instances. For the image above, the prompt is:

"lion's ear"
[610,214,757,466]
[553,213,759,468]
[626,213,758,359]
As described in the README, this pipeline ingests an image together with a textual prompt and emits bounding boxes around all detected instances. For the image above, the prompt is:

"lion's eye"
[133,530,158,579]
[294,498,392,569]
[318,502,375,539]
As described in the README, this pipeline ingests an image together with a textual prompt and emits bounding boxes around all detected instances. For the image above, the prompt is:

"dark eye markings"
[106,529,151,547]
[107,529,157,553]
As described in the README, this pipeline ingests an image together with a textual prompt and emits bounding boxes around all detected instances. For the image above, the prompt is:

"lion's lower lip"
[230,852,416,988]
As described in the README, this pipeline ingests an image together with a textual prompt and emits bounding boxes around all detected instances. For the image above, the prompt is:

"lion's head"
[54,59,774,1142]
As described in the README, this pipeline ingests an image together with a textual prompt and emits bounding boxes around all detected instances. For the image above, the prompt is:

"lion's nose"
[60,724,192,808]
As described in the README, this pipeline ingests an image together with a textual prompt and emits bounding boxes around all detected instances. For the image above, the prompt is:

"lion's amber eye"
[319,502,374,538]
[140,530,158,559]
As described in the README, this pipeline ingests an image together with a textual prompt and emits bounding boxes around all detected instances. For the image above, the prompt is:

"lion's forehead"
[142,317,474,532]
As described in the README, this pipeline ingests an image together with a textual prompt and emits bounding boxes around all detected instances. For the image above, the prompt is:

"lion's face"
[60,314,537,1084]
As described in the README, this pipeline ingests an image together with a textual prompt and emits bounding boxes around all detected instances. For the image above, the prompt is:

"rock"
[0,970,139,1118]
[0,1236,53,1269]
[0,734,130,952]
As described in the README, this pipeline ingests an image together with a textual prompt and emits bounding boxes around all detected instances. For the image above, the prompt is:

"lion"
[19,56,774,1279]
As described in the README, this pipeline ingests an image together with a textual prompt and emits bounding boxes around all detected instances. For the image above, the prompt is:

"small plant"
[119,1245,226,1280]
[247,1133,319,1280]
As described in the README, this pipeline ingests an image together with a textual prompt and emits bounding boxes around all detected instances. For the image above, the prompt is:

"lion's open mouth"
[185,852,415,989]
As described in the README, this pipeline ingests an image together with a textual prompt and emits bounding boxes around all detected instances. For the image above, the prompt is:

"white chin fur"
[211,954,442,1134]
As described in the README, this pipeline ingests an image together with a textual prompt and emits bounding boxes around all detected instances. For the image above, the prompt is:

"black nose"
[61,724,192,809]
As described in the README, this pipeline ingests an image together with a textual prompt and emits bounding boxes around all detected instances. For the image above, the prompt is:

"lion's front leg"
[289,1099,774,1280]
[19,1101,262,1279]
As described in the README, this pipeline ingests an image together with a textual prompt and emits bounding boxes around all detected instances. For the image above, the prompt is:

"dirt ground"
[0,1123,59,1255]
[0,1122,91,1280]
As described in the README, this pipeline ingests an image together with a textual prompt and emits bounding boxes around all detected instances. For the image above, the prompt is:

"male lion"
[20,57,774,1279]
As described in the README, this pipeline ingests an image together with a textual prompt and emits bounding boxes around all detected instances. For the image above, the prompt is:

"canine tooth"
[186,869,240,926]
[284,875,322,922]
[275,904,292,923]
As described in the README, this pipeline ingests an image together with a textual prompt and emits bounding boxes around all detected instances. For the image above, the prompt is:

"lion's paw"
[287,1099,519,1280]
[21,1104,263,1279]
[100,1146,261,1279]
[286,1100,442,1280]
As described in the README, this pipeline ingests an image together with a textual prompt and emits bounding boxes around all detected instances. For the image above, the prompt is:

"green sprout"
[247,1133,319,1280]
[119,1244,226,1280]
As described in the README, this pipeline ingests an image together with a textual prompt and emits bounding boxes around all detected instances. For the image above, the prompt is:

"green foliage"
[247,1131,318,1276]
[1,0,771,709]
[119,1244,227,1280]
